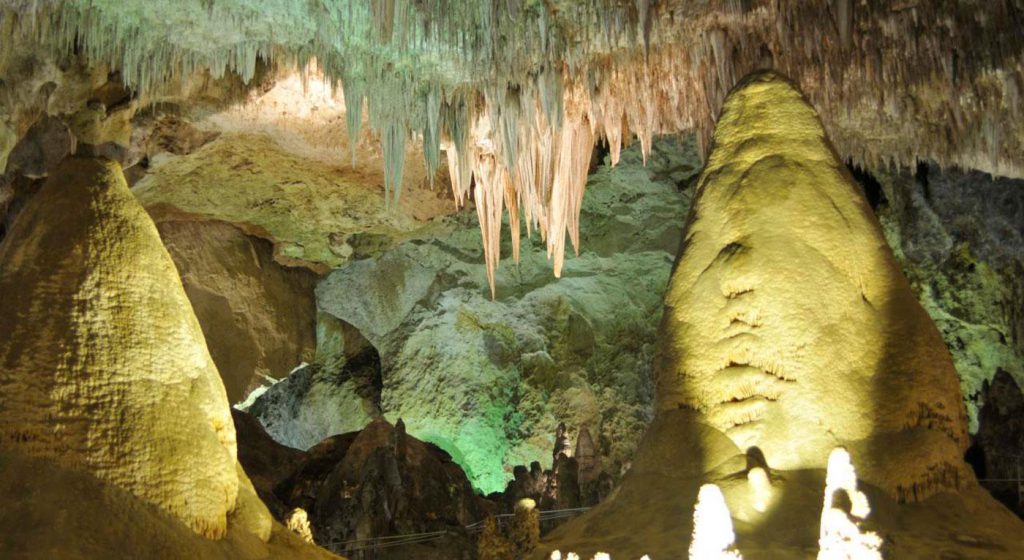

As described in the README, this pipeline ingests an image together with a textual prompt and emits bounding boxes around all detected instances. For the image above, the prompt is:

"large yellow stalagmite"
[657,71,969,501]
[0,156,266,539]
[540,71,1023,560]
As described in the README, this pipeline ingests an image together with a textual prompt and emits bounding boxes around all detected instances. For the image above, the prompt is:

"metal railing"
[324,507,592,555]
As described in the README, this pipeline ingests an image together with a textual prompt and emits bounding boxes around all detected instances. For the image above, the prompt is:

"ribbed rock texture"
[658,71,969,501]
[540,71,1024,560]
[0,157,258,538]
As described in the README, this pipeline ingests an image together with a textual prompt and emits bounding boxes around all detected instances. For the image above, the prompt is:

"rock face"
[135,133,449,273]
[874,163,1024,431]
[248,358,381,452]
[236,416,490,559]
[251,137,695,493]
[539,72,1024,560]
[0,156,262,539]
[975,370,1024,517]
[156,219,318,402]
[657,71,969,501]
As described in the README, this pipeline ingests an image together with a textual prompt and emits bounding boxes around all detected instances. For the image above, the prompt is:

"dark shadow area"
[846,160,886,211]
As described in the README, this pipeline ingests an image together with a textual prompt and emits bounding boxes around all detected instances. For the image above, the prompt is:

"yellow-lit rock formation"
[0,156,266,539]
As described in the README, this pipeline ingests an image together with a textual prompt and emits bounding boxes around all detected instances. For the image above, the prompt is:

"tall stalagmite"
[540,72,1024,560]
[657,71,969,501]
[0,156,265,539]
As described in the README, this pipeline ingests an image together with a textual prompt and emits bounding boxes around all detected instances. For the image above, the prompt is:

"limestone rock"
[233,408,305,518]
[248,360,380,451]
[975,369,1024,516]
[657,71,969,501]
[266,418,489,559]
[134,133,448,272]
[539,72,1023,560]
[156,219,318,402]
[0,157,240,538]
[0,448,339,560]
[874,163,1024,430]
[285,508,315,544]
[258,137,693,493]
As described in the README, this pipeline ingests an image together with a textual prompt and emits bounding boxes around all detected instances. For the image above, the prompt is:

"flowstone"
[0,156,265,539]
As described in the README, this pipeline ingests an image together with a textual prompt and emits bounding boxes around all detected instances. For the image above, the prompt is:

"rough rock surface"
[247,356,382,451]
[657,71,968,501]
[0,156,262,539]
[0,448,340,560]
[874,164,1024,431]
[536,71,1022,559]
[232,409,306,518]
[156,219,319,402]
[237,417,490,559]
[135,132,450,272]
[974,370,1024,517]
[251,136,695,493]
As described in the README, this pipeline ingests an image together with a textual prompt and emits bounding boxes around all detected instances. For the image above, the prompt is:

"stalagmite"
[817,448,883,560]
[689,484,743,560]
[0,156,269,539]
[285,508,315,544]
[658,70,969,501]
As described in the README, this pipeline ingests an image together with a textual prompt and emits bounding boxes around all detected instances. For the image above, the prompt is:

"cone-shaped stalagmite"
[0,156,268,539]
[539,72,1022,560]
[657,71,969,501]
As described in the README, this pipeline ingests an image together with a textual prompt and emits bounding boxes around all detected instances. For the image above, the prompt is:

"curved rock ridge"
[0,156,258,538]
[658,71,969,501]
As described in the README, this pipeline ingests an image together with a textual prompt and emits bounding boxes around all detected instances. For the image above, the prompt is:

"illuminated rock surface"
[155,219,318,402]
[249,138,694,492]
[658,71,969,500]
[6,2,1024,289]
[0,156,294,551]
[539,72,1024,560]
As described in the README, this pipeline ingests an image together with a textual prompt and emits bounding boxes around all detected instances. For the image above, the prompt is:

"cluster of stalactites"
[4,1,1024,294]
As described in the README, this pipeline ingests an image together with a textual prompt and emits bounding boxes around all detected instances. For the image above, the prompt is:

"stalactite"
[6,0,1024,294]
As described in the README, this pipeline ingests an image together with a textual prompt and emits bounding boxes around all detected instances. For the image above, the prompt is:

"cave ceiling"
[2,1,1023,287]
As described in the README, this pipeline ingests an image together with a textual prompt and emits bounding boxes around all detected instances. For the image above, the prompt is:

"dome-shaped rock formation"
[0,156,266,539]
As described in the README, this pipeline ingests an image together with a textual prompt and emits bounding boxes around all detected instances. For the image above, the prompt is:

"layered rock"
[0,156,265,539]
[540,72,1023,560]
[134,132,450,273]
[250,136,695,493]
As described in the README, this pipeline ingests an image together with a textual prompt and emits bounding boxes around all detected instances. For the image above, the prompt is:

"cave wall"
[873,163,1024,430]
